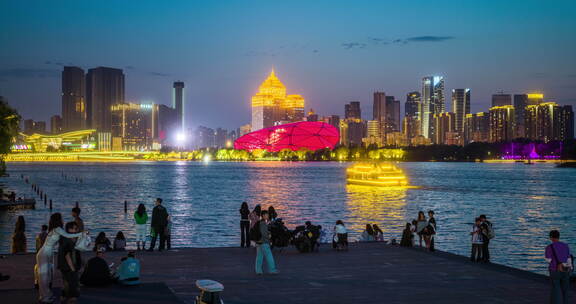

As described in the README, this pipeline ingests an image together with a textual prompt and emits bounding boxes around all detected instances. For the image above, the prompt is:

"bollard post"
[49,199,52,210]
[75,201,79,208]
[124,200,127,213]
[44,195,47,206]
[44,193,47,201]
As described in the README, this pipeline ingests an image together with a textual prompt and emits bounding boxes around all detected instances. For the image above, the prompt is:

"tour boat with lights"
[346,163,412,187]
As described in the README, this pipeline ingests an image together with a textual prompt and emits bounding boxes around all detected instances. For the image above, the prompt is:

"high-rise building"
[560,105,574,141]
[405,92,420,118]
[402,116,419,143]
[157,104,178,145]
[345,101,361,119]
[385,96,400,134]
[525,102,574,142]
[86,67,125,132]
[110,103,157,151]
[421,76,445,139]
[215,128,228,148]
[363,120,381,147]
[373,92,386,138]
[173,81,185,132]
[50,115,63,134]
[306,109,319,122]
[464,112,489,144]
[513,94,528,138]
[61,66,86,131]
[433,112,456,145]
[527,93,544,105]
[451,89,470,134]
[489,105,515,142]
[196,126,215,148]
[347,120,366,146]
[491,93,512,107]
[251,70,305,131]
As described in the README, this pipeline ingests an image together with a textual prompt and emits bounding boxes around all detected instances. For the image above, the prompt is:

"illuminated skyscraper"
[489,105,515,142]
[405,92,420,118]
[464,112,489,144]
[433,112,456,145]
[61,66,86,131]
[421,76,444,139]
[525,102,574,142]
[513,94,528,138]
[328,115,340,130]
[110,103,157,151]
[452,89,470,134]
[491,93,512,107]
[50,115,63,134]
[385,96,400,133]
[86,67,125,132]
[173,81,185,131]
[251,69,304,131]
[373,92,386,138]
[527,93,544,105]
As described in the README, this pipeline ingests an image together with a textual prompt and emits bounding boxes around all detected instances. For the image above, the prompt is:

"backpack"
[249,221,262,242]
[485,222,495,239]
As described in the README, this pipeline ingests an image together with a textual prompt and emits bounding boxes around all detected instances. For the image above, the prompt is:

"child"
[470,217,484,262]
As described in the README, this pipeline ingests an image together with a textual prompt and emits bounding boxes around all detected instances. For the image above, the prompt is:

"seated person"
[93,232,112,252]
[115,251,141,285]
[360,224,376,242]
[80,248,115,287]
[113,231,126,251]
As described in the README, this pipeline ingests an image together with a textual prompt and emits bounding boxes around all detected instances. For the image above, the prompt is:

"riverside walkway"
[0,243,551,303]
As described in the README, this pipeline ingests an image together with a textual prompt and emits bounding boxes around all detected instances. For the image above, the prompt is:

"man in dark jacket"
[148,198,169,251]
[80,248,114,287]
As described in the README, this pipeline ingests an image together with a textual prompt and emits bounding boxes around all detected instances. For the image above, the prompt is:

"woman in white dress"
[35,213,85,303]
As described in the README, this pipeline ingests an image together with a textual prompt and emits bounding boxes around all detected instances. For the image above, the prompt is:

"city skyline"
[1,1,575,130]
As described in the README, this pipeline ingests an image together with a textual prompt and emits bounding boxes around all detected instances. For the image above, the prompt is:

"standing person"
[416,211,428,247]
[149,198,169,252]
[58,222,82,304]
[428,211,436,251]
[11,216,27,254]
[165,215,172,250]
[545,230,572,304]
[71,207,84,232]
[134,204,148,251]
[470,217,484,262]
[249,205,261,229]
[479,215,494,262]
[239,202,250,248]
[254,210,278,275]
[400,223,414,247]
[372,224,384,242]
[36,225,48,252]
[268,206,278,222]
[333,220,348,250]
[35,213,84,304]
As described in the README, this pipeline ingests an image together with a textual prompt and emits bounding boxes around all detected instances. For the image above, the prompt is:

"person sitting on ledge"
[372,224,384,242]
[360,224,375,242]
[113,231,126,251]
[93,232,112,252]
[80,248,114,287]
[115,251,141,286]
[400,223,414,247]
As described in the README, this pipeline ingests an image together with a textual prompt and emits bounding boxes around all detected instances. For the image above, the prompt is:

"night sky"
[1,0,575,130]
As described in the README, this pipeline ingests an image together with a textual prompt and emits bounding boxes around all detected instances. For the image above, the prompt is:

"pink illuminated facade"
[234,121,339,152]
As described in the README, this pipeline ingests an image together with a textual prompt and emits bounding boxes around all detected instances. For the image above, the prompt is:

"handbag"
[75,233,92,252]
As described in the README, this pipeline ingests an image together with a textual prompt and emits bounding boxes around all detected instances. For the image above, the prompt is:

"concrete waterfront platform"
[0,243,552,303]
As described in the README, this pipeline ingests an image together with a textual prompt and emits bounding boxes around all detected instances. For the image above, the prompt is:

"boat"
[346,162,414,187]
[0,198,36,210]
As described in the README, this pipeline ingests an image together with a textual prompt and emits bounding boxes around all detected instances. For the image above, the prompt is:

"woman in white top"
[35,213,85,303]
[333,220,348,250]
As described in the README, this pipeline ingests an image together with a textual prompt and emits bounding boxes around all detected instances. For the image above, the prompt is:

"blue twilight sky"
[0,0,575,130]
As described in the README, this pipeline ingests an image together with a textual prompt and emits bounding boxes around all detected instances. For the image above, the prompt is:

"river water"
[1,161,574,275]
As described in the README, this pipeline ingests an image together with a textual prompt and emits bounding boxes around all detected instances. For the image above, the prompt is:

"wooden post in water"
[44,195,47,206]
[49,199,52,210]
[124,200,127,213]
[75,201,79,208]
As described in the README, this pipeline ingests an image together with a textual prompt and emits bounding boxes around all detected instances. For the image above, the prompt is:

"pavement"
[0,243,556,303]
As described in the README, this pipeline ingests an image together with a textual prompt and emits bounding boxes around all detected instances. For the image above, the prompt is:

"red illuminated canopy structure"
[234,121,340,152]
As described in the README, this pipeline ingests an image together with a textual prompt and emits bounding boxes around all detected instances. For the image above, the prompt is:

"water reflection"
[345,184,407,237]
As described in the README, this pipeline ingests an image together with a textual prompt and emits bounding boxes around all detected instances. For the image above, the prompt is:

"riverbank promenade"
[0,243,551,303]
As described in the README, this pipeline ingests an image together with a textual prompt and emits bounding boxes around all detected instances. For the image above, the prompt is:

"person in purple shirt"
[545,230,572,304]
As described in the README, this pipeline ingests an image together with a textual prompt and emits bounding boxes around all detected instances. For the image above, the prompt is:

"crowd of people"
[2,199,573,303]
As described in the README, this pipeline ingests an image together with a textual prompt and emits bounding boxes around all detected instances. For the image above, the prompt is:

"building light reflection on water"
[345,184,408,235]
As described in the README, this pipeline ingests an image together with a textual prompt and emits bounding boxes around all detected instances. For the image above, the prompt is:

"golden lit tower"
[251,69,305,131]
